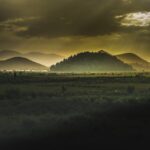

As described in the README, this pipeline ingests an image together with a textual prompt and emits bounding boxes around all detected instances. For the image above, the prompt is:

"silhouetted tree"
[61,85,67,94]
[13,71,17,79]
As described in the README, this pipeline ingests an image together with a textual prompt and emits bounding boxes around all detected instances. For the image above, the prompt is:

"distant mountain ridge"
[0,57,48,71]
[1,50,150,72]
[0,50,21,60]
[0,50,63,66]
[116,53,150,71]
[24,52,63,67]
[50,50,134,73]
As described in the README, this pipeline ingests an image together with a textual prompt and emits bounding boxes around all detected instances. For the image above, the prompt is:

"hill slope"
[0,50,63,66]
[116,53,150,71]
[50,51,133,73]
[0,57,48,71]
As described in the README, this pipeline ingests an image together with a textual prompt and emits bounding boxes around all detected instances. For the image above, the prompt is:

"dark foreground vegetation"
[0,72,150,149]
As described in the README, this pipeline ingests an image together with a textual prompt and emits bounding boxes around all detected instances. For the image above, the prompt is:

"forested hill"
[50,50,134,73]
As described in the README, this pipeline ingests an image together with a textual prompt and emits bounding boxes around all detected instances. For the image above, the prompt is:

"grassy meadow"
[0,72,150,149]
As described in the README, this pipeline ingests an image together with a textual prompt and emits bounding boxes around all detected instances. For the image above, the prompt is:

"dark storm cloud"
[0,0,150,38]
[0,0,129,38]
[15,0,122,38]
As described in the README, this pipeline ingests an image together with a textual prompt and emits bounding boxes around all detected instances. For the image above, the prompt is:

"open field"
[0,72,150,149]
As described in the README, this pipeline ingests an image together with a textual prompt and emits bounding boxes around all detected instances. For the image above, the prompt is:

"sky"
[0,0,150,60]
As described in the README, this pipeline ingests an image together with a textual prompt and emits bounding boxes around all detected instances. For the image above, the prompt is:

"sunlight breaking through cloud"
[117,12,150,27]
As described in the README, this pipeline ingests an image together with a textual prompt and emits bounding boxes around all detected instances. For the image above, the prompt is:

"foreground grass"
[0,72,150,149]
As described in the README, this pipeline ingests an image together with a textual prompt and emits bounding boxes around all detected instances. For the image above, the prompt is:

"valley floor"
[0,72,150,149]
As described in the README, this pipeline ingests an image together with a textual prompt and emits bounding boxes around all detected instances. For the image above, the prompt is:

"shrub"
[4,88,22,99]
[61,86,67,94]
[126,86,135,94]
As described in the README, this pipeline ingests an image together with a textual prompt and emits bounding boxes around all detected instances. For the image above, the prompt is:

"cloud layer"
[0,0,150,59]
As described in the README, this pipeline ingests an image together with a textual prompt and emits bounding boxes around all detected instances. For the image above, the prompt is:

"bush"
[61,86,67,94]
[4,88,22,99]
[126,86,135,94]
